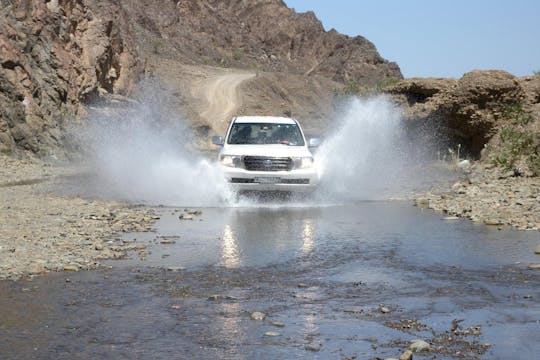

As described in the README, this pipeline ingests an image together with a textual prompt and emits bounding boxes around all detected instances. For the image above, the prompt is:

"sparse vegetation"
[233,48,245,61]
[375,76,401,92]
[490,103,538,175]
[333,77,401,100]
[501,103,533,126]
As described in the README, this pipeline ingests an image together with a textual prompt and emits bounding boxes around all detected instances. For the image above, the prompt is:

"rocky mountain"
[0,0,401,156]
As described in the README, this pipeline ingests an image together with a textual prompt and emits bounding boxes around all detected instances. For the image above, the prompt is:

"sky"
[284,0,540,78]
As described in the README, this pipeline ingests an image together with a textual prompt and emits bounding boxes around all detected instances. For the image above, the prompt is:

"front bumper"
[221,166,319,192]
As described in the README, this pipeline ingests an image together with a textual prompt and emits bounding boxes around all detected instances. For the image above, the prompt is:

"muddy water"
[1,202,539,359]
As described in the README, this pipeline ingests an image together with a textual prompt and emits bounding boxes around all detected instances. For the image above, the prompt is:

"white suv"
[212,116,320,192]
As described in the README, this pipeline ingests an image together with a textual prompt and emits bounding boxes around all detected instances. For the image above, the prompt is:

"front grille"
[243,156,292,171]
[230,178,254,183]
[280,179,309,184]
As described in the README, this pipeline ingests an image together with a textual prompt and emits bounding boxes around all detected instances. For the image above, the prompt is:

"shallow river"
[1,202,539,359]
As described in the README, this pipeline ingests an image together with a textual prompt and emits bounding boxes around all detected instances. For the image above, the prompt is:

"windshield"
[227,123,305,146]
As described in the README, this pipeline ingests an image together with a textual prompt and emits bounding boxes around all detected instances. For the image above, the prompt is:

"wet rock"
[271,321,285,327]
[166,266,185,272]
[528,264,540,270]
[399,350,413,360]
[304,345,321,352]
[442,216,459,220]
[179,214,194,220]
[379,305,391,314]
[409,339,430,352]
[250,311,266,321]
[343,307,364,314]
[159,239,176,244]
[484,218,503,226]
[535,245,540,254]
[264,331,280,337]
[414,198,429,207]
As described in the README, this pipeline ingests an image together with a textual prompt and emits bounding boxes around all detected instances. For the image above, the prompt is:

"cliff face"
[1,0,401,156]
[0,0,141,155]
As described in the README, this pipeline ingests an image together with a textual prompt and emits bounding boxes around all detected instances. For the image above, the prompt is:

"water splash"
[72,84,230,206]
[314,95,441,201]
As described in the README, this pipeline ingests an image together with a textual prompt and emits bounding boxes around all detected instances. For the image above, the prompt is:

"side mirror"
[308,137,321,148]
[212,135,224,146]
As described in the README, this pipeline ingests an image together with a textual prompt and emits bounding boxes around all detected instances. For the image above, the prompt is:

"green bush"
[491,126,536,172]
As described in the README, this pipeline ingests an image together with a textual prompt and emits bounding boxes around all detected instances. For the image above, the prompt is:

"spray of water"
[73,83,230,206]
[315,95,436,201]
[72,86,447,207]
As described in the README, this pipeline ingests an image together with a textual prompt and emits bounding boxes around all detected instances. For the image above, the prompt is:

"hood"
[221,144,313,158]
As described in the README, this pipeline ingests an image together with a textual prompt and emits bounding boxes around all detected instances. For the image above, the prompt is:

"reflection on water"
[221,224,241,268]
[301,219,315,254]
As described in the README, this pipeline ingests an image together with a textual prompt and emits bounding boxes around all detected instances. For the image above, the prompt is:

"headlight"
[220,155,243,168]
[293,157,314,169]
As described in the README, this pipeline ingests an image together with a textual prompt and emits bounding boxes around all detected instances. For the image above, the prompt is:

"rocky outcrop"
[386,71,540,175]
[0,0,141,155]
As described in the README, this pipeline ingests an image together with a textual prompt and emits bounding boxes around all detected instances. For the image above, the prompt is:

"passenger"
[235,125,251,144]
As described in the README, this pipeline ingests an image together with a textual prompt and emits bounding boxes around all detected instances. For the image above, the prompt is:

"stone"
[399,350,413,360]
[457,159,471,169]
[159,239,176,244]
[442,216,459,220]
[304,345,321,352]
[271,321,285,327]
[264,331,280,337]
[535,245,540,254]
[409,339,430,352]
[484,219,503,226]
[179,214,194,220]
[166,266,185,272]
[379,306,391,314]
[528,264,540,270]
[63,265,79,271]
[250,311,266,321]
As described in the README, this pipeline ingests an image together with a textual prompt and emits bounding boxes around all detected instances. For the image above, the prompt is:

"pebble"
[484,219,503,226]
[304,345,321,352]
[179,214,194,220]
[264,331,280,337]
[442,216,459,220]
[535,245,540,254]
[63,265,79,271]
[250,311,266,320]
[271,321,285,327]
[528,264,540,270]
[409,339,430,352]
[379,305,391,314]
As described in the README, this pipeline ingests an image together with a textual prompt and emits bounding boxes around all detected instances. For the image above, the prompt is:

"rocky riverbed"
[0,155,157,280]
[414,162,540,231]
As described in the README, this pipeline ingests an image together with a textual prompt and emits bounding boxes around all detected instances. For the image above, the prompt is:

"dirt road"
[197,71,255,132]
